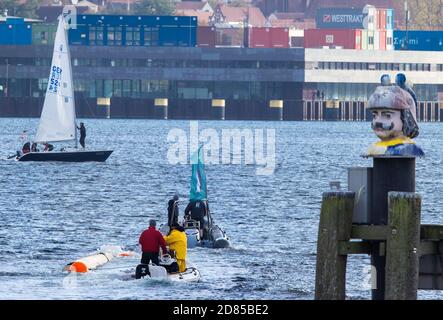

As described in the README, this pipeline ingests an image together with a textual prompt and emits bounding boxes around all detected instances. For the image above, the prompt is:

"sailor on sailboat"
[15,15,112,162]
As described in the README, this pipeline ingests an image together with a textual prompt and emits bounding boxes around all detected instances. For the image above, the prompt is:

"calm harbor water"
[0,118,442,300]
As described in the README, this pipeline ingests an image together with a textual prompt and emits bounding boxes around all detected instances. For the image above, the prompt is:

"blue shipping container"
[386,9,394,30]
[394,30,443,51]
[316,8,368,29]
[0,23,32,45]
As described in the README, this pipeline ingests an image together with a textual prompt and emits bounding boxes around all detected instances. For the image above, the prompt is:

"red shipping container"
[249,27,271,48]
[304,29,358,49]
[197,26,216,47]
[377,9,387,30]
[270,28,289,48]
[379,30,387,50]
[355,29,362,50]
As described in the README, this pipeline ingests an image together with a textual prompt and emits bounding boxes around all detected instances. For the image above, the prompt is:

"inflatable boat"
[135,255,200,282]
[161,219,230,249]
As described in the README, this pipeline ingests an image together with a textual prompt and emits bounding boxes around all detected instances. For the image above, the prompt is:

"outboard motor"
[135,263,150,279]
[159,254,179,273]
[201,216,210,240]
[211,225,230,248]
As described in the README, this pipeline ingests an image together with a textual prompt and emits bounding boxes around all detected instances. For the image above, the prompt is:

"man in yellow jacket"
[164,224,187,272]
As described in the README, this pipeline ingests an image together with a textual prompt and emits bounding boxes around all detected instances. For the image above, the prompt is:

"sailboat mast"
[62,15,78,149]
[62,15,77,148]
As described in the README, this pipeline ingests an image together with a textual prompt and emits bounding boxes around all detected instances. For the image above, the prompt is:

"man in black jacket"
[184,200,208,238]
[167,195,179,226]
[77,122,86,149]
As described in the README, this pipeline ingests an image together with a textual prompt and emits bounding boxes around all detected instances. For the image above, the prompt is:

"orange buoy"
[65,252,113,273]
[67,261,88,273]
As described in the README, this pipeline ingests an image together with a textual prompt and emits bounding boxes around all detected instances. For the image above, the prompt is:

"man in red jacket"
[139,219,167,266]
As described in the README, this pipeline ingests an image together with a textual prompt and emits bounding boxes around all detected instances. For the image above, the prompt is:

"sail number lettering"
[48,66,63,94]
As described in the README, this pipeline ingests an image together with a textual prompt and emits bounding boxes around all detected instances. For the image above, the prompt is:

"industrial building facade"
[0,14,442,121]
[0,45,304,120]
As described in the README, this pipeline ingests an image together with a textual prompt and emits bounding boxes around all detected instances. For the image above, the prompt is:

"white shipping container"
[374,30,380,50]
[386,29,394,50]
[364,5,377,31]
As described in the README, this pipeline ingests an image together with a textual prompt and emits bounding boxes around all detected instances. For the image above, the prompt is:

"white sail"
[35,16,76,143]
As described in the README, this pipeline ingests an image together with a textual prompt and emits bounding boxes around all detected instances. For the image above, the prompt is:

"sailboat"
[17,15,112,162]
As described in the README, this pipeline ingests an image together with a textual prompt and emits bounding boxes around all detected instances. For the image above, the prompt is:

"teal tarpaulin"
[190,144,207,201]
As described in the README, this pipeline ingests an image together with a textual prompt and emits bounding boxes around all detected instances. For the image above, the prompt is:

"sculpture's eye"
[386,113,391,119]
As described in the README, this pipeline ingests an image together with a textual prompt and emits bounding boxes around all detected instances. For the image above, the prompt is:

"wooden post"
[315,191,355,300]
[385,192,421,300]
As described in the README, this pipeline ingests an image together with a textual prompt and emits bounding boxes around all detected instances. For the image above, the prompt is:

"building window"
[126,27,140,46]
[108,26,122,46]
[89,26,104,45]
[38,78,48,91]
[113,79,122,96]
[144,27,159,46]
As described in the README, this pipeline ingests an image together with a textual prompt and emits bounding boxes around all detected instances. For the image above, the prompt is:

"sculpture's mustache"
[372,122,394,131]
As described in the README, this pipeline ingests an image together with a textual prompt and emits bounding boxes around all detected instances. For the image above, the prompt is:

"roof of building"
[175,9,211,26]
[37,5,91,22]
[210,5,266,27]
[77,0,99,8]
[268,12,307,28]
[176,1,211,12]
[0,15,42,23]
[269,12,305,21]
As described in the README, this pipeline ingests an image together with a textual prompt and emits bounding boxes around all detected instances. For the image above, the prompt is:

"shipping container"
[68,14,197,47]
[379,30,387,50]
[377,9,387,31]
[386,9,394,30]
[289,29,303,48]
[361,29,368,49]
[316,8,367,29]
[355,29,362,50]
[0,18,32,45]
[386,29,394,50]
[374,29,380,50]
[291,36,304,48]
[367,29,375,50]
[32,23,57,45]
[304,29,358,49]
[159,26,196,47]
[249,27,271,48]
[249,27,289,48]
[270,28,289,48]
[197,26,215,47]
[364,5,377,30]
[215,28,244,47]
[394,30,443,51]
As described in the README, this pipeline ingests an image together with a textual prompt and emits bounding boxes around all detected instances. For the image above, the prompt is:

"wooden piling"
[315,191,355,300]
[385,192,421,300]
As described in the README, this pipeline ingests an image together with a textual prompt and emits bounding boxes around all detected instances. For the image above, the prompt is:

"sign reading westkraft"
[316,8,368,29]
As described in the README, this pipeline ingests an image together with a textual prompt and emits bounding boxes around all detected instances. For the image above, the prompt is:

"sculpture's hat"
[368,85,418,124]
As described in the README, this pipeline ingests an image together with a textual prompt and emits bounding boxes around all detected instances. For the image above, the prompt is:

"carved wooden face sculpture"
[371,109,404,141]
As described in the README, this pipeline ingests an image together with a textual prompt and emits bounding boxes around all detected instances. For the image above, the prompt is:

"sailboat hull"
[18,150,113,162]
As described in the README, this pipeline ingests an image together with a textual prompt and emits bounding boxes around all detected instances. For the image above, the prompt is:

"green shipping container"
[32,23,57,45]
[361,29,368,50]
